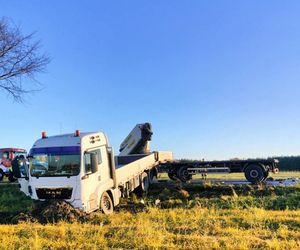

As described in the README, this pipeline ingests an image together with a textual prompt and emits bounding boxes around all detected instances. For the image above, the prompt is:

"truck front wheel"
[100,192,114,215]
[244,164,266,184]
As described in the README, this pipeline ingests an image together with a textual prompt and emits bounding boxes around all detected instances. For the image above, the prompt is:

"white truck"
[13,123,172,214]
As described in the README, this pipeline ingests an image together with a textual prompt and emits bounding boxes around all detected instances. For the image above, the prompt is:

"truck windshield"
[29,147,80,177]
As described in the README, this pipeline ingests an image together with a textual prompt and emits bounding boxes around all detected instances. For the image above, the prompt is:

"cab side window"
[84,153,92,173]
[84,149,102,174]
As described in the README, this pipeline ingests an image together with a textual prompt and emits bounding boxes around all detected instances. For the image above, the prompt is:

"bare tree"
[0,18,50,102]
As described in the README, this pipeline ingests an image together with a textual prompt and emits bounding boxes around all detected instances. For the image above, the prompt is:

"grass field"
[0,172,299,249]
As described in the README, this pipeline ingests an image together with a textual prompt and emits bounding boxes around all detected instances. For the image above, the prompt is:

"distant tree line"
[274,156,300,171]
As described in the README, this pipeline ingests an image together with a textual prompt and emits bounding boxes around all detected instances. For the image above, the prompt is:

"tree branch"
[0,18,50,102]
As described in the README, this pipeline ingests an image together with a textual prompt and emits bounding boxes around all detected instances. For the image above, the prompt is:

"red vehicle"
[0,148,27,181]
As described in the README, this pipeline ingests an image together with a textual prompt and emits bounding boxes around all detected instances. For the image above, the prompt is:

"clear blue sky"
[1,1,300,160]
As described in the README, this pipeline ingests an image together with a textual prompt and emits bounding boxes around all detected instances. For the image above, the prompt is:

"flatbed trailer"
[159,158,279,184]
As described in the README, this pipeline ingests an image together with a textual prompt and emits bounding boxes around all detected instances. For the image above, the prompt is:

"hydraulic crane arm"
[119,123,153,156]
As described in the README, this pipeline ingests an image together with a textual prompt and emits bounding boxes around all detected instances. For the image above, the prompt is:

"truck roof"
[31,132,107,149]
[0,148,26,152]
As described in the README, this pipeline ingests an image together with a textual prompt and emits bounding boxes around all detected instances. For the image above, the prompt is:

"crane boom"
[119,123,153,156]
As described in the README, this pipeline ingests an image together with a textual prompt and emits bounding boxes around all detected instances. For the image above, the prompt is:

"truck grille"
[36,187,73,199]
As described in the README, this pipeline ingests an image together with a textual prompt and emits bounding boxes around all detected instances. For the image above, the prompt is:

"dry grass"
[0,208,299,249]
[0,173,299,249]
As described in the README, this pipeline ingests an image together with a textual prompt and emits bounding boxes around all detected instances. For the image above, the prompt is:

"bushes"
[276,156,300,171]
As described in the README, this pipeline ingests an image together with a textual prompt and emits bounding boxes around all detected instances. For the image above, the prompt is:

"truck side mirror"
[91,153,98,173]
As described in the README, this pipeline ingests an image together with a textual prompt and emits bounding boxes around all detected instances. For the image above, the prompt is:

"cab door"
[82,148,103,211]
[98,145,110,182]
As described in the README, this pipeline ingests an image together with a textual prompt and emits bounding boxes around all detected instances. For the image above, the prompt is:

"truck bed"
[115,151,172,185]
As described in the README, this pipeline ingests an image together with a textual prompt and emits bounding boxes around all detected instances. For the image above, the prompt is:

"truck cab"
[21,131,112,213]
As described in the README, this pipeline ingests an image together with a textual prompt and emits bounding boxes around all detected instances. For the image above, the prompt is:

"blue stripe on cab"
[29,146,81,155]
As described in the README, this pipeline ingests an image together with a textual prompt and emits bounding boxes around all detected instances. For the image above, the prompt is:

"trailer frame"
[159,158,279,184]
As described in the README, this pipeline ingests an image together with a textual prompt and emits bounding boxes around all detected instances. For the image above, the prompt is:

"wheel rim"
[181,169,191,181]
[103,196,111,210]
[249,169,259,178]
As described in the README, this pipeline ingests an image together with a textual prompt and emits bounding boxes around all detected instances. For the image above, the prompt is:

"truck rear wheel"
[0,170,4,181]
[244,164,266,184]
[140,173,149,193]
[136,173,150,196]
[100,192,114,215]
[177,166,192,182]
[149,168,158,184]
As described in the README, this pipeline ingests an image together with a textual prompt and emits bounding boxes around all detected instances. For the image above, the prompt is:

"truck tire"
[136,173,150,196]
[140,173,150,193]
[177,166,192,183]
[244,164,266,184]
[149,168,158,184]
[0,170,4,181]
[100,192,114,215]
